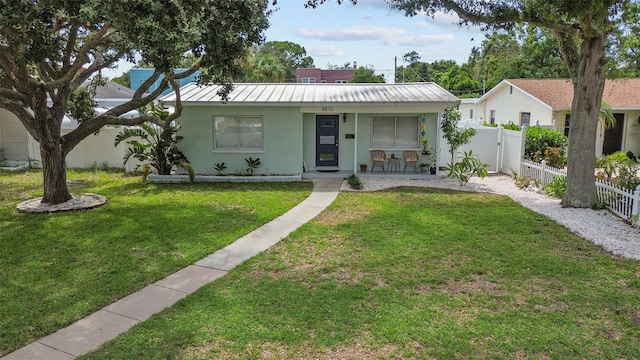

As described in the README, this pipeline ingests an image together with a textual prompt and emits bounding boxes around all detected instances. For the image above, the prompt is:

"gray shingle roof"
[160,82,459,106]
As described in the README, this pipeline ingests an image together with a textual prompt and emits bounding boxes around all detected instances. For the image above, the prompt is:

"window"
[335,80,348,83]
[469,109,474,120]
[520,112,531,126]
[302,77,316,83]
[564,114,570,136]
[213,116,263,150]
[371,115,419,148]
[490,110,496,125]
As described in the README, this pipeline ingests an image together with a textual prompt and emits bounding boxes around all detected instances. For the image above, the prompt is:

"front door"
[315,115,339,168]
[603,113,625,155]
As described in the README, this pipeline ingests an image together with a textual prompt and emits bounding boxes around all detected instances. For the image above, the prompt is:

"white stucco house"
[159,82,460,176]
[459,78,640,156]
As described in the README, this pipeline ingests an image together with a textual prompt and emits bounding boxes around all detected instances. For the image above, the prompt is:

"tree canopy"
[0,0,270,204]
[351,65,386,83]
[381,0,631,208]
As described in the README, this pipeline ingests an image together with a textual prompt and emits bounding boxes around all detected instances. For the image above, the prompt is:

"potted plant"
[359,163,368,172]
[421,138,431,155]
[428,150,439,174]
[419,162,429,173]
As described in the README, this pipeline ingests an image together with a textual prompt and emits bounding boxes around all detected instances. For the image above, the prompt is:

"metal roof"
[160,82,459,106]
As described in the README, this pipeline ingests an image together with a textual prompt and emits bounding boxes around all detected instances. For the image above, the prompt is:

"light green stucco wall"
[177,106,303,175]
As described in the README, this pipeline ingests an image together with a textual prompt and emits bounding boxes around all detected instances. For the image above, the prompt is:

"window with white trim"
[371,115,419,148]
[520,112,531,126]
[490,110,496,125]
[213,116,263,150]
[302,77,316,83]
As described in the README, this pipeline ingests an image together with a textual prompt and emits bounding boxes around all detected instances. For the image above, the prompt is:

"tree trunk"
[40,143,72,205]
[562,35,607,208]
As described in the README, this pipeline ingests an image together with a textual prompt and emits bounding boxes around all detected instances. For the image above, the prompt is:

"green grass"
[80,187,640,359]
[0,169,313,356]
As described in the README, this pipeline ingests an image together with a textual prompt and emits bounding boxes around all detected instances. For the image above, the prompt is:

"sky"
[103,0,484,83]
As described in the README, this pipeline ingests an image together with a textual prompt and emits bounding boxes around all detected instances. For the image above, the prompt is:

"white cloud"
[384,34,455,47]
[308,44,345,57]
[295,26,406,41]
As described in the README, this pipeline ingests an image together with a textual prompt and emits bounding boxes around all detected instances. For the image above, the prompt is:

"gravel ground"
[341,174,640,261]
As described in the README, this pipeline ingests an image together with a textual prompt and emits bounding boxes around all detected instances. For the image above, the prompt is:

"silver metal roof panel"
[160,82,459,106]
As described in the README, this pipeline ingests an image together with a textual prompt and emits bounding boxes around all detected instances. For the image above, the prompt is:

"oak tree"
[0,0,270,204]
[322,0,628,208]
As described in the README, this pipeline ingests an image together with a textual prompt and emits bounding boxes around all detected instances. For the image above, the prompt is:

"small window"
[469,109,474,120]
[371,115,419,148]
[564,114,570,137]
[490,110,496,125]
[520,112,531,126]
[302,77,316,83]
[335,80,348,83]
[213,116,263,150]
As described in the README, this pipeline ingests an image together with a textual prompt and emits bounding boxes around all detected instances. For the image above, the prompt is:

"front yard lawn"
[0,169,313,356]
[81,187,640,359]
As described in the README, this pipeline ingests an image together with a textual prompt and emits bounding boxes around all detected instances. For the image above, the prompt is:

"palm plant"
[114,103,193,181]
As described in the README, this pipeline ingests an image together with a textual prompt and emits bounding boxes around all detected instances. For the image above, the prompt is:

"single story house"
[460,78,640,156]
[159,82,459,176]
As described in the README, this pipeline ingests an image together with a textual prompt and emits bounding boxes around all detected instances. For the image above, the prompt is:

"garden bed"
[147,173,302,183]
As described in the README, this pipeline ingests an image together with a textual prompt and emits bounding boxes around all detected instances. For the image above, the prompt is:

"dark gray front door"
[316,115,339,167]
[603,113,625,155]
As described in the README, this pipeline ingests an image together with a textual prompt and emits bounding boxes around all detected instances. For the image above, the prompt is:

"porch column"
[353,112,359,174]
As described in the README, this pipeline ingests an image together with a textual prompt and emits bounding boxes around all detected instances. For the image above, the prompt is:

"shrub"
[613,164,640,190]
[544,147,566,169]
[524,126,567,161]
[595,151,633,180]
[244,157,261,174]
[347,174,362,190]
[444,150,489,186]
[114,103,193,182]
[545,175,567,198]
[214,162,227,175]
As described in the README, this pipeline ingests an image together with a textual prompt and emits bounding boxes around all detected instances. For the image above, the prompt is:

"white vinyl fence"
[519,159,565,185]
[595,179,640,221]
[520,158,640,224]
[441,124,525,175]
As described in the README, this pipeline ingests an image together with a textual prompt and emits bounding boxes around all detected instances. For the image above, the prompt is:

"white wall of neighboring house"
[478,84,555,126]
[0,109,29,161]
[26,127,139,171]
[458,98,481,123]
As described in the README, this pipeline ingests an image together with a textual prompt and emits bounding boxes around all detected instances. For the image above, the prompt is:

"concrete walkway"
[3,179,343,360]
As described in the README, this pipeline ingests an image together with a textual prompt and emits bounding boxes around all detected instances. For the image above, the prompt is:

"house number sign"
[321,106,334,112]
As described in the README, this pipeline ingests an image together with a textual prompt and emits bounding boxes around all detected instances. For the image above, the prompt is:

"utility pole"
[394,56,397,84]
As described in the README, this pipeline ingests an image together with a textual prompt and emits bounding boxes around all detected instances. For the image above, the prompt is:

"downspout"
[353,112,359,174]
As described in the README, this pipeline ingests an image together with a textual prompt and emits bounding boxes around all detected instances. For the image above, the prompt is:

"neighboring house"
[130,68,200,96]
[0,82,139,168]
[159,82,459,176]
[296,64,357,84]
[461,78,640,156]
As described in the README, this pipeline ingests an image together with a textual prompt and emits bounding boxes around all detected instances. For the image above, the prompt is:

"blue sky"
[104,0,484,82]
[266,0,483,82]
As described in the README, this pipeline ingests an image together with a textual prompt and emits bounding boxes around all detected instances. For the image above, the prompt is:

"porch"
[301,170,444,180]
